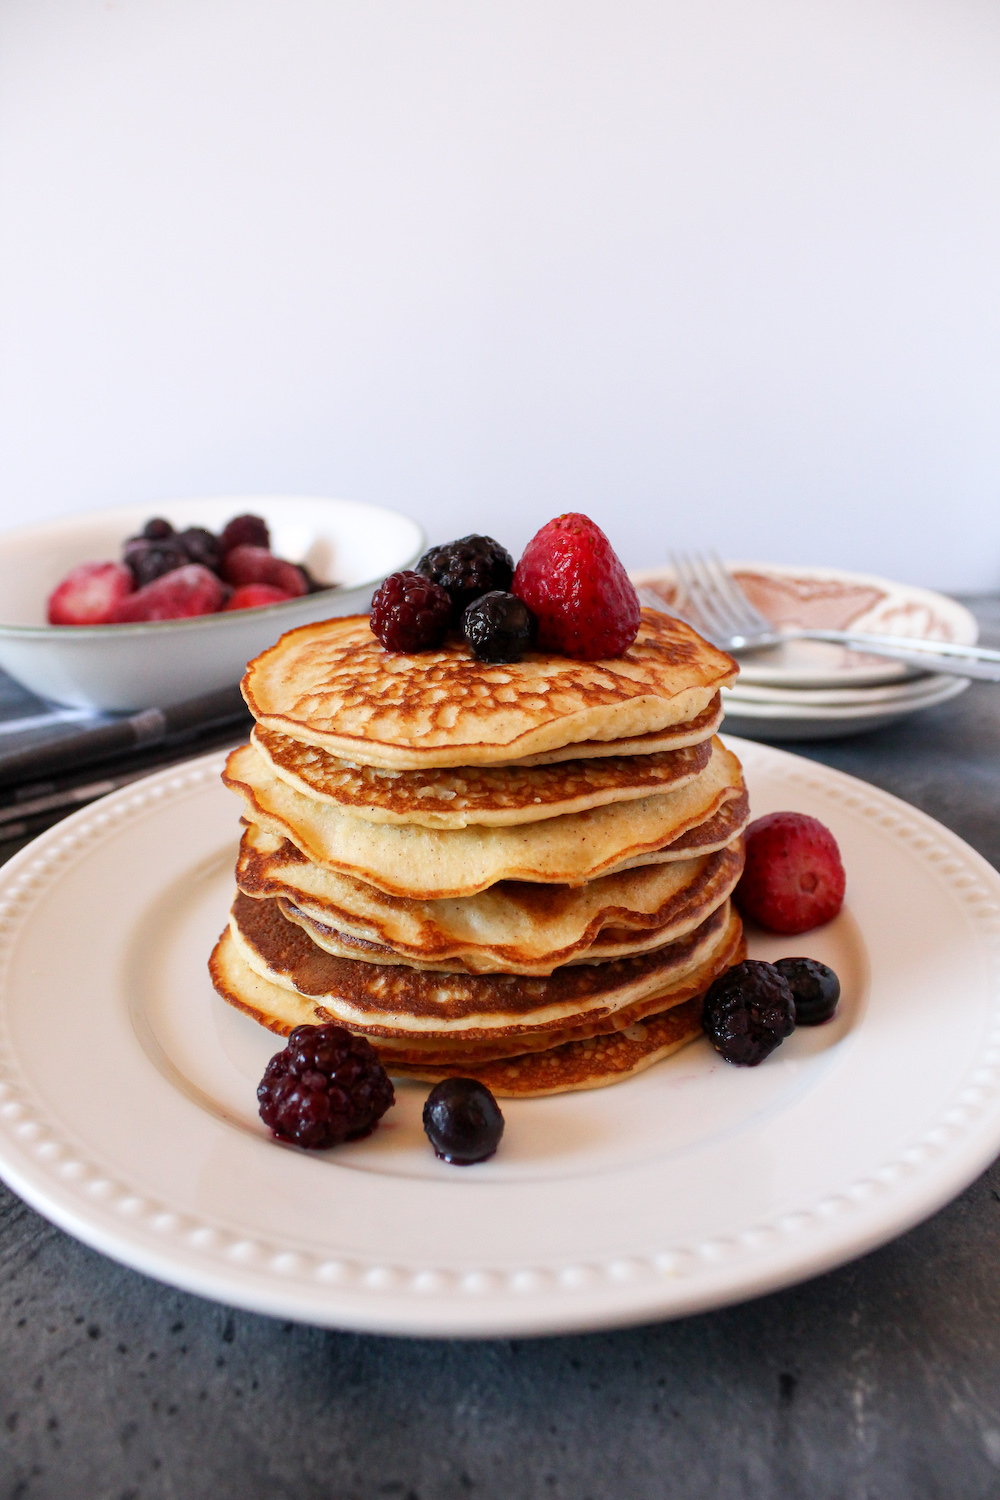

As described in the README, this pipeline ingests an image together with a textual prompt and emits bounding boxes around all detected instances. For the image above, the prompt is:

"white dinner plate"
[632,563,978,689]
[721,676,969,741]
[1,740,999,1338]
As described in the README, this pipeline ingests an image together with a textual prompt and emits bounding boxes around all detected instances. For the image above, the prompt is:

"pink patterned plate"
[632,563,977,688]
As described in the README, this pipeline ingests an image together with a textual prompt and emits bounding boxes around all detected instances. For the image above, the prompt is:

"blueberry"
[422,1078,505,1164]
[463,591,537,663]
[774,957,840,1025]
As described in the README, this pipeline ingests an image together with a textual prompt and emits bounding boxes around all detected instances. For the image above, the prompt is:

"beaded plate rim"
[0,739,999,1337]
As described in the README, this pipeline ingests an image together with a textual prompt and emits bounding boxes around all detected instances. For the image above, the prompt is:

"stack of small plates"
[631,563,978,741]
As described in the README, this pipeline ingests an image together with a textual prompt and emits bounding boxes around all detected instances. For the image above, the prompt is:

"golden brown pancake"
[223,737,745,899]
[389,997,708,1096]
[241,610,737,768]
[251,725,713,828]
[226,889,739,1037]
[210,914,743,1079]
[235,824,743,972]
[505,694,723,764]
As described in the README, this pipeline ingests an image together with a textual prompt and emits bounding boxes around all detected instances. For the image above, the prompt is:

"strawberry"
[224,583,294,611]
[47,561,135,625]
[221,545,307,597]
[735,812,846,934]
[512,513,640,659]
[110,564,226,622]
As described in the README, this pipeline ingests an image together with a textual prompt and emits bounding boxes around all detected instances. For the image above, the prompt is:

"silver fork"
[635,552,1000,681]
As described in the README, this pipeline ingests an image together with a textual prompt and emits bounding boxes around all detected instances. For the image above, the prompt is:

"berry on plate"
[735,811,846,934]
[422,1078,505,1164]
[702,959,797,1066]
[257,1024,394,1150]
[220,513,270,553]
[224,583,294,611]
[417,535,514,616]
[512,513,640,660]
[370,570,452,652]
[463,590,537,663]
[774,957,841,1025]
[109,564,227,622]
[221,544,307,597]
[47,561,136,626]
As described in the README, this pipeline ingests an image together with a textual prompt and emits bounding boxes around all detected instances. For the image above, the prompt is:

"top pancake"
[242,610,737,769]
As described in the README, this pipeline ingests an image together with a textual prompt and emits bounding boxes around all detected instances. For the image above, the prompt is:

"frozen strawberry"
[109,563,226,622]
[224,583,294,611]
[221,545,307,597]
[47,561,135,626]
[735,812,846,934]
[512,513,640,659]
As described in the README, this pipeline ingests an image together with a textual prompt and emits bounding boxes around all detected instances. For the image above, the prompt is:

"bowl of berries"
[0,495,424,711]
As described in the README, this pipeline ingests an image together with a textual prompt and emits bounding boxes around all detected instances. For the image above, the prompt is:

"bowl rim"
[0,495,425,638]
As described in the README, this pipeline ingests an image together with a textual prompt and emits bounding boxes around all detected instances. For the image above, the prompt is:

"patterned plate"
[632,563,978,688]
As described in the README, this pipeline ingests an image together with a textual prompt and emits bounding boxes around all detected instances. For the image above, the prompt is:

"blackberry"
[121,535,189,587]
[417,535,514,615]
[422,1078,504,1164]
[176,525,223,573]
[257,1024,394,1150]
[141,517,175,540]
[702,959,796,1066]
[774,957,840,1026]
[370,570,452,652]
[463,591,537,663]
[220,513,270,553]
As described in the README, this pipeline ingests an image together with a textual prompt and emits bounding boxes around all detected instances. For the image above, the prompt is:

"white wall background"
[2,0,1000,588]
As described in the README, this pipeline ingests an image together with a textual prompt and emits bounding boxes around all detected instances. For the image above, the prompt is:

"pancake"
[251,724,713,828]
[506,694,723,765]
[210,915,743,1077]
[223,737,745,899]
[236,825,743,971]
[272,838,743,974]
[242,610,738,768]
[226,888,739,1037]
[388,997,708,1096]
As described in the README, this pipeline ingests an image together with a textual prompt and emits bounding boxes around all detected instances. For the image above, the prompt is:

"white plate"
[722,676,968,741]
[632,563,978,689]
[726,672,964,709]
[1,739,1000,1338]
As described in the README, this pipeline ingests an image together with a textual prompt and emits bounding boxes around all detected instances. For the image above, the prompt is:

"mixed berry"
[46,512,328,626]
[257,1023,395,1149]
[370,514,642,662]
[422,1078,505,1164]
[735,812,846,935]
[702,959,797,1066]
[369,570,453,652]
[774,957,841,1026]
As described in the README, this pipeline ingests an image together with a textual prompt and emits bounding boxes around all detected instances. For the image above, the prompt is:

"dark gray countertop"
[4,603,1000,1500]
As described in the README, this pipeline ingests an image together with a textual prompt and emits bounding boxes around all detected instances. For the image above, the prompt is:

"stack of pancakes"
[210,609,750,1096]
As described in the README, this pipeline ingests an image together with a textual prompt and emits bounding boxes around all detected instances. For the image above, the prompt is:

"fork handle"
[794,629,1000,682]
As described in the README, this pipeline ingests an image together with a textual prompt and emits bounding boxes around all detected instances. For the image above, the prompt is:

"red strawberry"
[110,564,226,622]
[221,545,307,597]
[735,812,846,934]
[47,561,135,625]
[224,583,294,611]
[512,513,640,659]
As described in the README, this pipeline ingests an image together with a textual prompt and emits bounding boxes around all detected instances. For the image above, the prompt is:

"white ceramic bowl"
[0,496,424,711]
